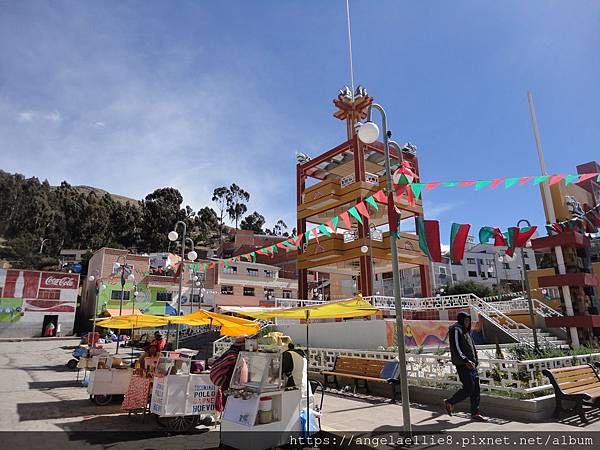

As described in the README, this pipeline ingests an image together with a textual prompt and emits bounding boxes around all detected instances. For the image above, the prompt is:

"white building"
[390,240,538,297]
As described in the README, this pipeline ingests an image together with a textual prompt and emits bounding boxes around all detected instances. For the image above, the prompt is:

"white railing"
[343,230,358,243]
[490,298,563,318]
[306,347,600,396]
[364,294,472,311]
[340,174,355,188]
[340,172,380,188]
[533,299,563,318]
[365,172,379,185]
[273,298,326,308]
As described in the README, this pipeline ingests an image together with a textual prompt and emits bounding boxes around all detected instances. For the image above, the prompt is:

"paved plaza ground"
[1,339,599,448]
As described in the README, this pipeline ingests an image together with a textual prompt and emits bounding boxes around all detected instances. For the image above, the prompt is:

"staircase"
[364,293,568,349]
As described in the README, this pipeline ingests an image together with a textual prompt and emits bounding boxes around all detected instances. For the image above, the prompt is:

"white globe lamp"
[168,231,179,242]
[188,250,198,261]
[360,245,369,253]
[357,121,379,144]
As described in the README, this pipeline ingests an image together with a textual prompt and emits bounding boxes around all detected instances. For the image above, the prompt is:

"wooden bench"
[542,364,600,423]
[321,356,400,402]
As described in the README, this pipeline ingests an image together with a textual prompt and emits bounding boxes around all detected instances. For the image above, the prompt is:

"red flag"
[578,173,598,183]
[450,223,471,263]
[459,181,476,187]
[372,190,387,203]
[549,175,565,185]
[490,178,506,189]
[518,176,533,185]
[417,218,442,262]
[425,182,442,191]
[339,211,351,229]
[355,201,370,219]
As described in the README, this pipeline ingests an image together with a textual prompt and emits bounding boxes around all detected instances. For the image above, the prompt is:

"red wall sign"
[40,272,79,290]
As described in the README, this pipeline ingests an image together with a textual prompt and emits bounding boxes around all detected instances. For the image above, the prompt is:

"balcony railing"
[340,171,380,189]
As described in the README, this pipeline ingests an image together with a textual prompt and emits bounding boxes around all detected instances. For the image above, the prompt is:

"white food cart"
[220,351,302,450]
[149,355,218,432]
[86,355,133,405]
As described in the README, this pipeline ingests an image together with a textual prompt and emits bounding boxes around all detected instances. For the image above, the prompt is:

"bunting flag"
[318,223,331,237]
[348,206,363,224]
[416,218,442,262]
[505,226,538,257]
[339,211,352,229]
[250,252,256,263]
[450,223,471,263]
[355,201,370,219]
[409,183,425,200]
[479,226,507,247]
[364,195,379,210]
[372,189,387,203]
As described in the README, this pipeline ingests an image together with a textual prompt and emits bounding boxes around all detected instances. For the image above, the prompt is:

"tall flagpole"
[527,92,580,347]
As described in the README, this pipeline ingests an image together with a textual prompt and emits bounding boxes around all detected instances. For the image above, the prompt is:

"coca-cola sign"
[40,273,79,289]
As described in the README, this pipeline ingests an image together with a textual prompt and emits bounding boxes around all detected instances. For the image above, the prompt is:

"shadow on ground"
[29,380,83,390]
[17,399,122,421]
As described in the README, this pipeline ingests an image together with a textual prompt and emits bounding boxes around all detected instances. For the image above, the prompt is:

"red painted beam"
[531,232,590,251]
[545,315,600,328]
[538,272,598,288]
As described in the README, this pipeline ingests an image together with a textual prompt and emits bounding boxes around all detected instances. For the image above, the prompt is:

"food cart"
[149,354,218,432]
[220,350,302,450]
[86,354,133,405]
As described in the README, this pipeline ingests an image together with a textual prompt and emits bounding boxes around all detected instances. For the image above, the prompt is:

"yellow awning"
[95,314,169,329]
[236,295,380,320]
[169,310,260,336]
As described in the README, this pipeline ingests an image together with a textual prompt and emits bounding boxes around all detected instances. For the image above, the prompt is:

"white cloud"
[92,121,106,128]
[17,111,35,123]
[16,110,61,123]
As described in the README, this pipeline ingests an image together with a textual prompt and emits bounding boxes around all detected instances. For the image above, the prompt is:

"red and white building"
[0,269,80,337]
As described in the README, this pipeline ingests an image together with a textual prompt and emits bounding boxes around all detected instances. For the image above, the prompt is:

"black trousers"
[448,365,480,415]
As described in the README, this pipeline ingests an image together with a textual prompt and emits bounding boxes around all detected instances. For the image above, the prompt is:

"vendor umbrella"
[169,310,260,337]
[95,314,170,329]
[234,295,380,435]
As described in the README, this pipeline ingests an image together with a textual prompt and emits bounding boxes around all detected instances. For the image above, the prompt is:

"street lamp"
[88,273,106,348]
[357,105,412,434]
[517,219,539,351]
[168,221,197,349]
[114,255,134,354]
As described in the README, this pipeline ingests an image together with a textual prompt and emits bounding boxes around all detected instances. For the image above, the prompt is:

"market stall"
[233,295,380,439]
[220,349,303,450]
[86,354,132,405]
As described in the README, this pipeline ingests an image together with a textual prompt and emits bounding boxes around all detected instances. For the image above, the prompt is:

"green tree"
[240,212,266,233]
[194,207,220,245]
[442,280,492,298]
[226,183,250,230]
[212,186,229,243]
[140,188,187,253]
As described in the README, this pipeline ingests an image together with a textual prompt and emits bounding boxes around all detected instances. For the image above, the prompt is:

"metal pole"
[527,92,579,347]
[517,219,539,350]
[370,106,412,434]
[305,310,310,435]
[175,221,187,349]
[91,281,99,348]
[116,255,127,354]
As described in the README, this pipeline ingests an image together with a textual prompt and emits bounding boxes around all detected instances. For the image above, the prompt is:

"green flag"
[348,206,363,224]
[318,223,331,237]
[364,196,378,211]
[504,177,520,188]
[475,180,492,191]
[410,183,425,200]
[533,175,549,184]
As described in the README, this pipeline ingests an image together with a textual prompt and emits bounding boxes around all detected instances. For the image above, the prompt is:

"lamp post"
[88,272,105,348]
[168,222,197,349]
[357,105,412,434]
[115,255,134,354]
[517,219,539,351]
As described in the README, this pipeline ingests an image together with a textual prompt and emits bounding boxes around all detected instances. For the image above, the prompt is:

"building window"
[111,290,130,300]
[221,285,234,295]
[247,268,259,277]
[156,291,172,302]
[467,258,476,264]
[243,287,255,296]
[438,266,447,275]
[503,263,510,269]
[223,266,237,274]
[62,254,76,262]
[38,289,60,300]
[480,272,486,278]
[478,258,484,264]
[264,270,275,278]
[264,288,274,299]
[468,271,477,277]
[192,294,201,304]
[525,264,531,270]
[523,253,529,259]
[452,274,457,281]
[282,290,292,299]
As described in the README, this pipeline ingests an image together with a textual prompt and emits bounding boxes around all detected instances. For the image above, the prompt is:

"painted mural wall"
[0,269,80,337]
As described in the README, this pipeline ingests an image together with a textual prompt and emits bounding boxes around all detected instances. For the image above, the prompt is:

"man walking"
[444,312,487,422]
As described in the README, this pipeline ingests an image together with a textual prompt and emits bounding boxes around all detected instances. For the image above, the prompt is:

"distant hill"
[70,185,139,204]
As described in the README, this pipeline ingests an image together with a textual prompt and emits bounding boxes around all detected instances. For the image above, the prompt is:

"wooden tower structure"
[296,87,432,300]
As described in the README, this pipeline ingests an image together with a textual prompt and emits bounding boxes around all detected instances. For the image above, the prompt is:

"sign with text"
[40,272,79,290]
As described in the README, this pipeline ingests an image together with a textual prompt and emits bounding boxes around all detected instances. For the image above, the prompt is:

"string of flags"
[172,164,600,275]
[402,172,600,201]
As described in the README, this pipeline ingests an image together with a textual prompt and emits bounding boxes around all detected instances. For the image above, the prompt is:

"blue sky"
[1,1,599,242]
